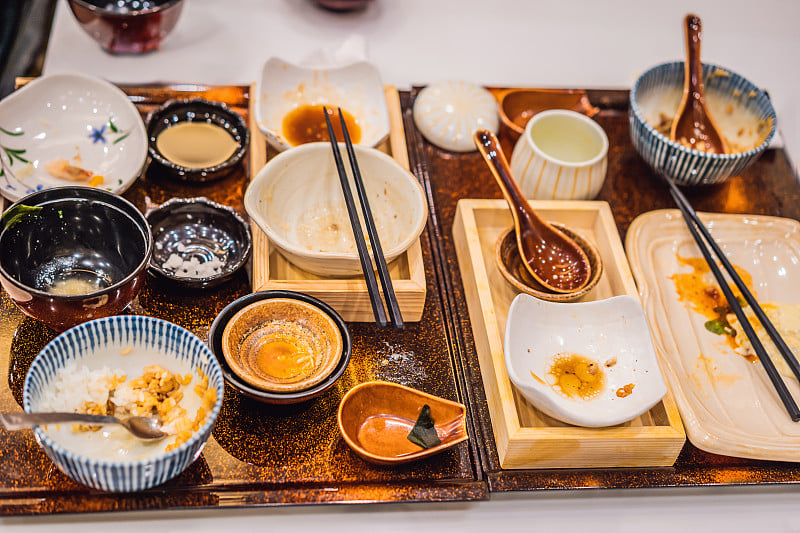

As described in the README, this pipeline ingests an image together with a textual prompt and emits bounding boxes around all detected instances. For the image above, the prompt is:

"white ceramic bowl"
[254,57,390,152]
[23,315,225,492]
[244,142,427,277]
[0,73,147,202]
[504,293,667,427]
[509,109,608,200]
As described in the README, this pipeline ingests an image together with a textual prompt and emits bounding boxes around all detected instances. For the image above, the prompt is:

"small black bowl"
[146,197,251,289]
[0,186,152,332]
[146,98,249,182]
[208,290,352,404]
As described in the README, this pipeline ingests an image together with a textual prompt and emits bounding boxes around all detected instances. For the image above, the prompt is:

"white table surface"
[18,0,800,530]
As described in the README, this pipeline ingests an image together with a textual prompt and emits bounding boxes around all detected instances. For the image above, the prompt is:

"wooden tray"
[403,86,800,491]
[0,83,486,515]
[248,85,426,322]
[452,199,684,469]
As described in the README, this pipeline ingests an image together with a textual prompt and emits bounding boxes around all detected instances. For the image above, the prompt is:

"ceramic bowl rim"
[629,60,777,161]
[220,297,344,393]
[0,185,153,300]
[145,98,249,180]
[68,0,184,16]
[520,109,609,168]
[22,315,225,469]
[208,290,352,402]
[145,196,252,286]
[244,142,428,264]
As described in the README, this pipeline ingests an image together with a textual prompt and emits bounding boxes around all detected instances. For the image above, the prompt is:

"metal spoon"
[474,130,591,293]
[670,14,727,154]
[0,412,168,440]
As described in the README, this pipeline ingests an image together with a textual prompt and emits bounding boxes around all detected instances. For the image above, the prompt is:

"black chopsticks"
[665,177,800,421]
[323,106,404,330]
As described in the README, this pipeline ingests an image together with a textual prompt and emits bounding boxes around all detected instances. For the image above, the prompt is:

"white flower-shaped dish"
[413,81,499,152]
[0,73,147,202]
[254,57,390,152]
[504,293,667,427]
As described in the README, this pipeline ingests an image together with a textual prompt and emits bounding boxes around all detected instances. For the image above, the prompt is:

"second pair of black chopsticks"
[323,106,403,330]
[665,177,800,421]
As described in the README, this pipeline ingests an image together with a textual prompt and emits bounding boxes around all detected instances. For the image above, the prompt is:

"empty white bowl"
[244,142,427,277]
[254,57,390,152]
[504,293,667,427]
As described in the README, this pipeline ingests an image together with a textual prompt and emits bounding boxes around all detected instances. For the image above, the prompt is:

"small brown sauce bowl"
[498,88,600,143]
[496,224,603,303]
[221,297,343,393]
[337,381,468,465]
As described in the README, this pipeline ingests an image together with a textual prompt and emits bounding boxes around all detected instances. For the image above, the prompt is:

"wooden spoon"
[670,14,727,154]
[473,130,591,293]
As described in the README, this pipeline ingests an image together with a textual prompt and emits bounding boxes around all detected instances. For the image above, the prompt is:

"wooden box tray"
[0,83,486,515]
[248,86,426,322]
[452,199,685,469]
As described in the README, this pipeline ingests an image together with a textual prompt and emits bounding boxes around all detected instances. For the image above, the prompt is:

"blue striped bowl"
[23,315,224,492]
[629,61,776,186]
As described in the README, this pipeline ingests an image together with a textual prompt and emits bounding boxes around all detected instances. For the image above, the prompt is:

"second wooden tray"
[452,198,685,469]
[247,85,426,322]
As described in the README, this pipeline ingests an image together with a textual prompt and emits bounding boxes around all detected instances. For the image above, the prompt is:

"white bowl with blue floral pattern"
[629,61,776,186]
[23,315,224,492]
[0,73,147,202]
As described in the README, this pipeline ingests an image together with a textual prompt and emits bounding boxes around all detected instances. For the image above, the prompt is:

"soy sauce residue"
[282,105,361,146]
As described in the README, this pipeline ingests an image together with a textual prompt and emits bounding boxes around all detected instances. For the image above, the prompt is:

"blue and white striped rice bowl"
[629,61,776,186]
[23,315,224,492]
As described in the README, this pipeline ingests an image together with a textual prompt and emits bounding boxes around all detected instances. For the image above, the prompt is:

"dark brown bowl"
[496,224,603,303]
[337,381,468,465]
[0,186,152,332]
[67,0,184,55]
[146,98,249,182]
[498,88,599,143]
[208,290,352,404]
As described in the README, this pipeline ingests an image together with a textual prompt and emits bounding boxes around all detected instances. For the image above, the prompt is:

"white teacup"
[509,109,608,200]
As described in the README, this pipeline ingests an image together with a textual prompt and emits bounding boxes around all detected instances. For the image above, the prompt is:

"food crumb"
[120,347,133,356]
[616,383,635,398]
[605,357,617,368]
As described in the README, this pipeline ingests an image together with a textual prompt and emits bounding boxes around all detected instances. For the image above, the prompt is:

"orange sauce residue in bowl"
[282,105,361,146]
[253,334,315,381]
[548,353,605,400]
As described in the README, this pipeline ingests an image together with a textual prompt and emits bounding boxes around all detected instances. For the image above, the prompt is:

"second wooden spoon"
[474,130,590,293]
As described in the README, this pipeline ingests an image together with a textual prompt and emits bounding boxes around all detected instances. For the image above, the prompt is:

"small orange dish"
[221,298,343,393]
[337,381,468,465]
[497,88,599,142]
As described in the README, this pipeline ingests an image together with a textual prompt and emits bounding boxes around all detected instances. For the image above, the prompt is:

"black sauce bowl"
[145,98,249,182]
[0,186,152,332]
[146,197,251,289]
[208,291,352,404]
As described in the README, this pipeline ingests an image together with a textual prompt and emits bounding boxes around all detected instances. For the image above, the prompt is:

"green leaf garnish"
[407,404,440,449]
[705,318,736,336]
[1,204,42,230]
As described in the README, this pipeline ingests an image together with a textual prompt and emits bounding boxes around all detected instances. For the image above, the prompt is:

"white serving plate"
[254,57,390,152]
[627,209,800,460]
[0,73,147,202]
[504,293,667,428]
